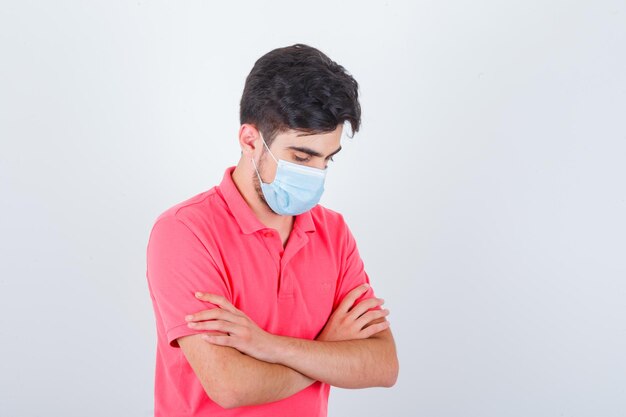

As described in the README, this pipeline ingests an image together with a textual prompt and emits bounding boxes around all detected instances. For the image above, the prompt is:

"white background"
[1,1,625,416]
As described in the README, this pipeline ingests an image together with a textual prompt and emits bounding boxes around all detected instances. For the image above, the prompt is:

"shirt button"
[263,231,273,238]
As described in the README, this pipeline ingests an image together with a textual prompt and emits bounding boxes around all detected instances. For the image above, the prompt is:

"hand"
[316,284,391,342]
[185,292,277,363]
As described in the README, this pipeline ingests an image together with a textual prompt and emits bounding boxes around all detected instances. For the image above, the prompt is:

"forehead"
[278,126,343,146]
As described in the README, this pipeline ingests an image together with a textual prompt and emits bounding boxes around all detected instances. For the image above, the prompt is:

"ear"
[239,124,261,156]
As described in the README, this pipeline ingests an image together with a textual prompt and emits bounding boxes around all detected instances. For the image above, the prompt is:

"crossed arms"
[177,283,399,409]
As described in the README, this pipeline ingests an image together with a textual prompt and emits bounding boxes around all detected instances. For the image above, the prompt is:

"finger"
[185,308,239,323]
[348,297,385,319]
[187,319,238,334]
[362,316,387,329]
[355,308,390,330]
[202,330,229,337]
[337,284,371,314]
[195,292,239,314]
[201,334,233,347]
[360,320,391,338]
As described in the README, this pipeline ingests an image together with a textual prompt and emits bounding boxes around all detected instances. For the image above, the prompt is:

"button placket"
[258,229,282,283]
[279,228,309,298]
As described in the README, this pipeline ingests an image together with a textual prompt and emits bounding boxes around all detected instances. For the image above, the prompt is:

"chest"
[215,229,340,339]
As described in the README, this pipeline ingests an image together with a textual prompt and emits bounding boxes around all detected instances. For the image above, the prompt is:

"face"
[252,124,343,211]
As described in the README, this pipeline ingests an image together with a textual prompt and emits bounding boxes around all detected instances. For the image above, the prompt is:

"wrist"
[264,334,296,365]
[257,333,285,364]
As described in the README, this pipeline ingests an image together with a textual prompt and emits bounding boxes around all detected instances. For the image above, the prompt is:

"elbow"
[204,388,243,410]
[213,395,238,410]
[382,357,399,388]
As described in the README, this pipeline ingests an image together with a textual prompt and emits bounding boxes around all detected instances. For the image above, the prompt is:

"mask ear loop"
[251,133,278,184]
[260,133,279,164]
[250,157,264,184]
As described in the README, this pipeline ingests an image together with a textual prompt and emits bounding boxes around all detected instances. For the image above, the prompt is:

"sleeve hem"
[166,323,208,348]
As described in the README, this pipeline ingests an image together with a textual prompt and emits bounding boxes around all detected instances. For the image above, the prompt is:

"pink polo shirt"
[145,165,381,417]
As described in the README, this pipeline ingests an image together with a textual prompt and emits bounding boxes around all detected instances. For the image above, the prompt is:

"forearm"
[270,334,398,389]
[218,347,317,407]
[180,332,317,409]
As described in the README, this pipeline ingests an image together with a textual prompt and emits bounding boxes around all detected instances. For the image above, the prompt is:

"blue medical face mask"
[251,133,327,216]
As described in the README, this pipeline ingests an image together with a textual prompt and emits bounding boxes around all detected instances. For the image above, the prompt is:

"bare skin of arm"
[179,284,389,408]
[189,284,399,390]
[270,324,397,389]
[178,333,315,409]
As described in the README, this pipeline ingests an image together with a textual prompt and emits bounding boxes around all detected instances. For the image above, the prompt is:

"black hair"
[239,43,361,148]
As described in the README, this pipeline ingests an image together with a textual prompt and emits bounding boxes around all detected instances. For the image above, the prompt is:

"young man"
[146,43,399,417]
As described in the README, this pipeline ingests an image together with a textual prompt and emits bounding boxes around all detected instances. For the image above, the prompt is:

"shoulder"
[150,187,221,233]
[310,204,347,230]
[309,204,353,251]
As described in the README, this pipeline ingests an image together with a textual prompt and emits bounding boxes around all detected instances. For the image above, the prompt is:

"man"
[146,43,399,417]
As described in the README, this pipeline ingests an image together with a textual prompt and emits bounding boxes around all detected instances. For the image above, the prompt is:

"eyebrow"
[285,145,343,159]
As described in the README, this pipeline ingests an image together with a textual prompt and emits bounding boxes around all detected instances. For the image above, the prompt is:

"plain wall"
[1,1,625,416]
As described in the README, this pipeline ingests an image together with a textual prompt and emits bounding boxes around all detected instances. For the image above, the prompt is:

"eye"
[294,155,310,162]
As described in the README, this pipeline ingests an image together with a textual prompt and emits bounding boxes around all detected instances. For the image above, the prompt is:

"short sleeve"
[146,215,231,347]
[333,215,382,313]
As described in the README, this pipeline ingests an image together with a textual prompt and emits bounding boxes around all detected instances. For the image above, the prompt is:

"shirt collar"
[217,165,316,235]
